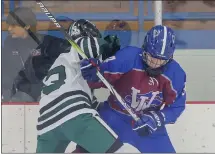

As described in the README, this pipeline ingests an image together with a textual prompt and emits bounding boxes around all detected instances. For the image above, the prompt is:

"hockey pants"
[36,113,120,153]
[98,102,176,153]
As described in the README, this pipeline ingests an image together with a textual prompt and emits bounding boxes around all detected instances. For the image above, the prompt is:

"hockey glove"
[133,111,165,136]
[80,58,103,82]
[102,35,120,60]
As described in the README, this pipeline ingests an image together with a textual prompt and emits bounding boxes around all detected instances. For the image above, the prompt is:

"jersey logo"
[70,25,80,36]
[153,29,161,38]
[12,50,19,55]
[31,49,41,56]
[148,77,159,86]
[124,87,163,112]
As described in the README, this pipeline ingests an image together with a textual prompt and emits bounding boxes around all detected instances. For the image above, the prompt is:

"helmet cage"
[143,51,170,69]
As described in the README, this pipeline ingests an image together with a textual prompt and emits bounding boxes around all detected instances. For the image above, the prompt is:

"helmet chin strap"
[143,52,172,77]
[145,65,165,77]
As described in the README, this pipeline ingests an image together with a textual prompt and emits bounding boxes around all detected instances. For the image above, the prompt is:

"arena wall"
[2,1,215,153]
[2,49,215,153]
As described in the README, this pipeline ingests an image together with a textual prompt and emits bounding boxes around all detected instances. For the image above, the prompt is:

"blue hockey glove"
[80,58,103,82]
[133,111,165,136]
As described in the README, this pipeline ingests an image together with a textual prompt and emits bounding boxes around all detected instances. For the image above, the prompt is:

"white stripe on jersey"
[40,94,90,116]
[161,26,167,55]
[37,108,98,135]
[80,37,84,51]
[38,101,90,125]
[74,36,82,43]
[93,37,100,56]
[87,37,94,58]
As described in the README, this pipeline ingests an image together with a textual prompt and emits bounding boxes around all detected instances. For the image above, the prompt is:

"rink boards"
[2,49,215,153]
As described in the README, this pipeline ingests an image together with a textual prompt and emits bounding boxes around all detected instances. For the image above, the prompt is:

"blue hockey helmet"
[143,25,176,60]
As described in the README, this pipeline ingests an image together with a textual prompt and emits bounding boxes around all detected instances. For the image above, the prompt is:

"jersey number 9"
[42,65,66,95]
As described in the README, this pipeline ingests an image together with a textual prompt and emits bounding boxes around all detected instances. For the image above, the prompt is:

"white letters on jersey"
[131,87,159,112]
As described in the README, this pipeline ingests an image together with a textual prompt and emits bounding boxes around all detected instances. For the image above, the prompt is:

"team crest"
[153,29,160,38]
[31,48,41,56]
[70,25,80,36]
[124,87,163,113]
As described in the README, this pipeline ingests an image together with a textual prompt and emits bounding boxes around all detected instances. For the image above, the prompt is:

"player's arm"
[161,69,187,124]
[133,67,186,136]
[81,46,140,89]
[32,35,71,81]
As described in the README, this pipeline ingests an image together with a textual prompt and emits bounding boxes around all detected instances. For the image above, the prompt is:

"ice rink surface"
[2,88,215,153]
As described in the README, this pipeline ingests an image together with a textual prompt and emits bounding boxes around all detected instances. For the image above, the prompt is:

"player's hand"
[132,111,165,136]
[103,35,120,60]
[80,58,101,82]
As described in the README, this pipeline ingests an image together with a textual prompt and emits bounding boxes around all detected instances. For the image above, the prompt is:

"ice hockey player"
[68,19,121,110]
[36,21,140,153]
[80,25,187,153]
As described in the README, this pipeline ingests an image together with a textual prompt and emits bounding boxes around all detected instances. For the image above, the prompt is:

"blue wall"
[2,1,215,49]
[2,30,215,49]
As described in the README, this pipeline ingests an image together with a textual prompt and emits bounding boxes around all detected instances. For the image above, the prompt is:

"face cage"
[143,52,170,69]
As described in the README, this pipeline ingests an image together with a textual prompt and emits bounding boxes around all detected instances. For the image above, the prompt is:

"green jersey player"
[36,19,140,153]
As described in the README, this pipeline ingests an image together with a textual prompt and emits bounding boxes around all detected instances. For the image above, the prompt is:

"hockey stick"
[36,1,140,121]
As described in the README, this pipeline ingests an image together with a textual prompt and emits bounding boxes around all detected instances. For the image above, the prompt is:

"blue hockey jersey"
[90,46,186,124]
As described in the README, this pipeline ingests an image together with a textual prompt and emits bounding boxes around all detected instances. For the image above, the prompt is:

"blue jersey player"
[80,25,187,153]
